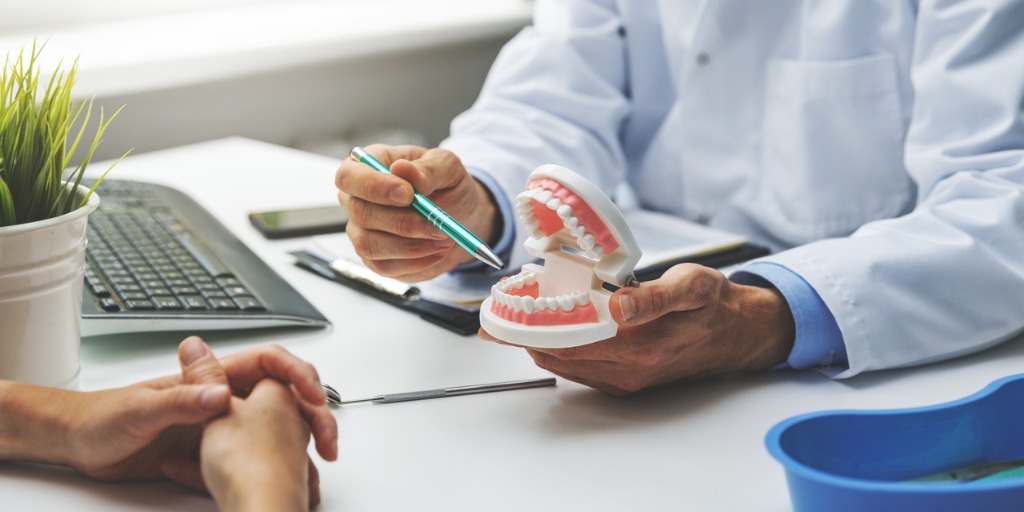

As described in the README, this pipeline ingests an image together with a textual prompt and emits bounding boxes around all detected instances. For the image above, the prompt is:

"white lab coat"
[441,0,1024,378]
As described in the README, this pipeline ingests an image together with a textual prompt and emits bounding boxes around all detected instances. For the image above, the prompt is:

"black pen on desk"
[349,146,505,271]
[322,377,556,406]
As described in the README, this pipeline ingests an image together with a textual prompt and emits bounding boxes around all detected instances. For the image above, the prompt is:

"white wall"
[88,37,511,162]
[0,0,532,162]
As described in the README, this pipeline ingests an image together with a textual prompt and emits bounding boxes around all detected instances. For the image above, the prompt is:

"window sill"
[0,0,532,97]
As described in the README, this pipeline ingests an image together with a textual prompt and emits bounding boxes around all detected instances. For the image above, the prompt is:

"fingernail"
[429,226,444,238]
[619,294,637,322]
[389,185,408,204]
[180,338,208,366]
[200,386,229,411]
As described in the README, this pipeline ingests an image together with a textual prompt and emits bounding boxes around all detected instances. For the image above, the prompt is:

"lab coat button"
[696,53,710,65]
[696,214,712,225]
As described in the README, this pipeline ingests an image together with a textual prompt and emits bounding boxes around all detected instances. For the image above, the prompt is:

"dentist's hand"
[335,144,500,282]
[481,264,796,395]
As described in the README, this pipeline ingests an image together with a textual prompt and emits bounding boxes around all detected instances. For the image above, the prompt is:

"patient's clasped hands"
[0,337,337,512]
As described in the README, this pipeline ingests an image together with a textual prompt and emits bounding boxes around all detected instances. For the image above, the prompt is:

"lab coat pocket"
[759,53,911,243]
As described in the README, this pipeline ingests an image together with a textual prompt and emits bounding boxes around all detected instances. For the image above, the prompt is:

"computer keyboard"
[81,179,329,336]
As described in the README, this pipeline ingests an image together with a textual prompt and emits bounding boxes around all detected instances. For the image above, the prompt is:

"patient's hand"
[201,379,311,512]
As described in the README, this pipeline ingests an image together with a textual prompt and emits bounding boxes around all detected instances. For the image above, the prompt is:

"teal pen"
[349,147,505,271]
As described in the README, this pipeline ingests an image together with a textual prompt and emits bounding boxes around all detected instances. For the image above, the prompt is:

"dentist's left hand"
[481,263,796,395]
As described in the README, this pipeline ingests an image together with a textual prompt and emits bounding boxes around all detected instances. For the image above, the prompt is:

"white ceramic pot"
[0,184,99,389]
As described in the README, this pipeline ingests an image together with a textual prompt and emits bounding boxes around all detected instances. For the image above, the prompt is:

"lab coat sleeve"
[761,0,1024,378]
[441,0,631,268]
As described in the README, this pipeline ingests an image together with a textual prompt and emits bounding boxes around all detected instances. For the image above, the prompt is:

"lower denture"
[490,299,599,326]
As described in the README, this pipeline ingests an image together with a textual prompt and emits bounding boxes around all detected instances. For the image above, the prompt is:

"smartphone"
[249,205,349,239]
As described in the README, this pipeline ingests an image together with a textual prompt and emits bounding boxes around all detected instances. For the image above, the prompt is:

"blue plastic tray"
[766,373,1024,512]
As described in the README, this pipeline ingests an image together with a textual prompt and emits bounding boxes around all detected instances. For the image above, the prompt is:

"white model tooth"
[534,190,553,203]
[510,295,524,312]
[522,296,535,314]
[591,245,604,259]
[524,273,537,286]
[556,204,572,219]
[546,197,561,210]
[574,292,591,306]
[536,297,550,311]
[565,216,578,229]
[573,226,586,238]
[557,295,575,312]
[582,234,595,248]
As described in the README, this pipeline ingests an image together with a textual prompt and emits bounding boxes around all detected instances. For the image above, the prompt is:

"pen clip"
[329,257,420,301]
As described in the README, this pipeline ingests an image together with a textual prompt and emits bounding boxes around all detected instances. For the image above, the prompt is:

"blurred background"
[0,0,532,161]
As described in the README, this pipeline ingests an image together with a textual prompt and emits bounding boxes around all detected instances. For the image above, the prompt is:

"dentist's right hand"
[335,144,500,283]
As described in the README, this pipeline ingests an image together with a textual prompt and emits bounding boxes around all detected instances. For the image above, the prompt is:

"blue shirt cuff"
[450,169,515,274]
[730,262,847,370]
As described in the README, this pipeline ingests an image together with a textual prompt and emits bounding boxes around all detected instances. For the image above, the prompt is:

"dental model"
[479,165,641,348]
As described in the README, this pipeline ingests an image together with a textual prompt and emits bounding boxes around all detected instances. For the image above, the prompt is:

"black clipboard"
[291,250,481,335]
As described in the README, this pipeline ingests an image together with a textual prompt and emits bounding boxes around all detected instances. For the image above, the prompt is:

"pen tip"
[476,245,505,271]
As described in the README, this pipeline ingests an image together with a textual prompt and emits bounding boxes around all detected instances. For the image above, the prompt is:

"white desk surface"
[2,137,1022,511]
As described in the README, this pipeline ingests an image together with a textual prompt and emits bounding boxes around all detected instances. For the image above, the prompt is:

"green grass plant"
[0,41,128,228]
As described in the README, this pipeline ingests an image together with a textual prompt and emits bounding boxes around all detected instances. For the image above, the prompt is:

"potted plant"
[0,42,126,388]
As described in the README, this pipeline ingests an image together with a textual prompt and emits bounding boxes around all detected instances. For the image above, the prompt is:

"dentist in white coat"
[335,0,1024,394]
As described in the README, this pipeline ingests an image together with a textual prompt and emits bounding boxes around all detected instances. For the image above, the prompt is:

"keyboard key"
[146,287,173,297]
[99,298,121,311]
[89,283,112,298]
[114,283,144,294]
[202,289,229,300]
[217,276,243,287]
[209,298,238,311]
[110,276,137,286]
[154,297,183,310]
[180,295,209,310]
[190,274,215,285]
[140,279,165,289]
[233,297,266,311]
[171,285,199,295]
[125,299,156,310]
[197,282,221,292]
[223,286,252,297]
